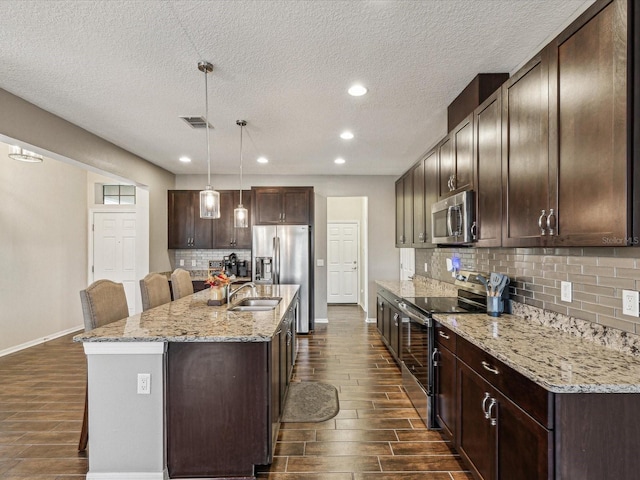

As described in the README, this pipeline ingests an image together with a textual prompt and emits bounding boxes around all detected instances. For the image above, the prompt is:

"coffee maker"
[224,253,238,276]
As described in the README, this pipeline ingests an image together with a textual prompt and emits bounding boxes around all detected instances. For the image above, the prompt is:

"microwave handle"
[446,206,454,236]
[447,205,462,236]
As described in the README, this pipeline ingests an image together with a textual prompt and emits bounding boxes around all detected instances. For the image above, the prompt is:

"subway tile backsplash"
[172,249,251,271]
[416,247,640,334]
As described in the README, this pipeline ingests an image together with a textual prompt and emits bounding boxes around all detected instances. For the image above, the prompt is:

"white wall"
[0,143,88,354]
[176,174,398,319]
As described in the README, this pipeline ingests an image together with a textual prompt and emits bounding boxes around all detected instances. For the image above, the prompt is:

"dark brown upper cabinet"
[168,190,214,249]
[411,149,438,247]
[215,190,253,249]
[501,51,551,247]
[547,0,629,246]
[503,0,628,247]
[253,187,314,225]
[474,90,503,247]
[395,173,413,247]
[438,114,474,200]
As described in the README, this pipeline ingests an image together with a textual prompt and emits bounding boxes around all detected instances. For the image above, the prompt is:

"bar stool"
[170,268,194,300]
[140,272,171,311]
[78,279,129,451]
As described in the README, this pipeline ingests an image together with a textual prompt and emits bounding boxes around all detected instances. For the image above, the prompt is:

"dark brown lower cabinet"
[450,331,640,480]
[458,361,551,480]
[377,290,401,364]
[167,342,271,478]
[434,342,457,440]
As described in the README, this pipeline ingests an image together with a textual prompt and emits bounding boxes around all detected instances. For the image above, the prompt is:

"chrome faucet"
[227,282,257,304]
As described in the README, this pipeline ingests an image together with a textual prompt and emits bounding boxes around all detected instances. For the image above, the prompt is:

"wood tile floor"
[0,305,472,479]
[256,305,473,480]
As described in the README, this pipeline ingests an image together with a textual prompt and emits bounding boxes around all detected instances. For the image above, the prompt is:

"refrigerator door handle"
[275,236,281,284]
[272,236,278,284]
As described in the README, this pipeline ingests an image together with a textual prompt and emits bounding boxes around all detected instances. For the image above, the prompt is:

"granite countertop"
[435,312,640,394]
[74,284,299,343]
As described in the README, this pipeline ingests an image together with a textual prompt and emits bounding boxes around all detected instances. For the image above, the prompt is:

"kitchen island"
[75,284,300,480]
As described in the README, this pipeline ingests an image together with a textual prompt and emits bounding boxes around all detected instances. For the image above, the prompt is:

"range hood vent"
[180,116,214,129]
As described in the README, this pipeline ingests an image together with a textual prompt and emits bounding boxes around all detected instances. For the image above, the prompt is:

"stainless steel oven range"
[397,271,489,429]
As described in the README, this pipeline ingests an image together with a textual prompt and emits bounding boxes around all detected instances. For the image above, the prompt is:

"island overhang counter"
[74,284,300,480]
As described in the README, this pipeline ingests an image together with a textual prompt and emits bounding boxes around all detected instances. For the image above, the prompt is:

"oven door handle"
[397,302,431,327]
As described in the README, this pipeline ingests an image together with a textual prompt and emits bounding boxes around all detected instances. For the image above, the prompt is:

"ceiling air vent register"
[179,116,213,129]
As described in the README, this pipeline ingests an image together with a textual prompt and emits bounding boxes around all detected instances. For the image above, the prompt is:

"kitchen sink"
[228,297,282,311]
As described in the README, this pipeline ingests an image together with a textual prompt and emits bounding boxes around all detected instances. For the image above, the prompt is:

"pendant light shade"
[200,187,220,219]
[234,120,248,228]
[198,61,220,219]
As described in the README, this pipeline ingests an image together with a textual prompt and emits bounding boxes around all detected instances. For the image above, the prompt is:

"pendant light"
[234,120,249,228]
[198,61,220,219]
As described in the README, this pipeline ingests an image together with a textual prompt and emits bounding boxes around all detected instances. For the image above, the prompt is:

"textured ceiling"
[1,0,592,176]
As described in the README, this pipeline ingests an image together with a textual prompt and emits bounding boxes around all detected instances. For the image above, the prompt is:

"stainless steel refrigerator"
[252,225,313,333]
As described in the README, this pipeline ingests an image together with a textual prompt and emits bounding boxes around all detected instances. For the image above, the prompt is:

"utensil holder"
[487,296,504,317]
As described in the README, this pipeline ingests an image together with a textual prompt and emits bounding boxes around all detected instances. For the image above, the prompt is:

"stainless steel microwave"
[431,190,475,245]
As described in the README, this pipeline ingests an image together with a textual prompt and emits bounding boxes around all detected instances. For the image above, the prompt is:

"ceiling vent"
[180,116,214,129]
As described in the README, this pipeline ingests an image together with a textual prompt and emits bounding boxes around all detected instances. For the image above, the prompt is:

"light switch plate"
[561,281,572,303]
[179,259,185,266]
[424,263,429,272]
[622,290,640,317]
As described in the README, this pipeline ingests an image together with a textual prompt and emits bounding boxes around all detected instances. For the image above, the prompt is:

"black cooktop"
[403,295,484,315]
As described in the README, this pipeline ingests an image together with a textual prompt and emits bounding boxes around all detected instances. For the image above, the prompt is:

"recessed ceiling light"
[348,84,368,96]
[257,156,269,164]
[340,131,354,140]
[179,156,191,163]
[334,158,346,165]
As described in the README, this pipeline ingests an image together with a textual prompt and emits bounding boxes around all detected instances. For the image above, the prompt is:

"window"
[103,185,136,205]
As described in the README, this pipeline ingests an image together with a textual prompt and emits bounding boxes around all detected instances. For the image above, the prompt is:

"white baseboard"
[365,317,376,323]
[0,324,84,358]
[315,318,329,324]
[87,469,168,480]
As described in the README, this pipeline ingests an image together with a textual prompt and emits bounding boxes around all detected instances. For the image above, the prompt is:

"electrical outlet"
[622,290,640,317]
[561,281,572,303]
[137,373,151,395]
[191,260,197,267]
[179,259,184,266]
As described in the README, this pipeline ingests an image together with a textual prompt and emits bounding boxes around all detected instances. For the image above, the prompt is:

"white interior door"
[400,248,415,280]
[327,223,358,304]
[93,212,137,316]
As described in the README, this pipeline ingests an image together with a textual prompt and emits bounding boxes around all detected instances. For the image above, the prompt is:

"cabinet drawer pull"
[438,331,450,340]
[547,209,556,236]
[538,210,547,236]
[481,361,499,375]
